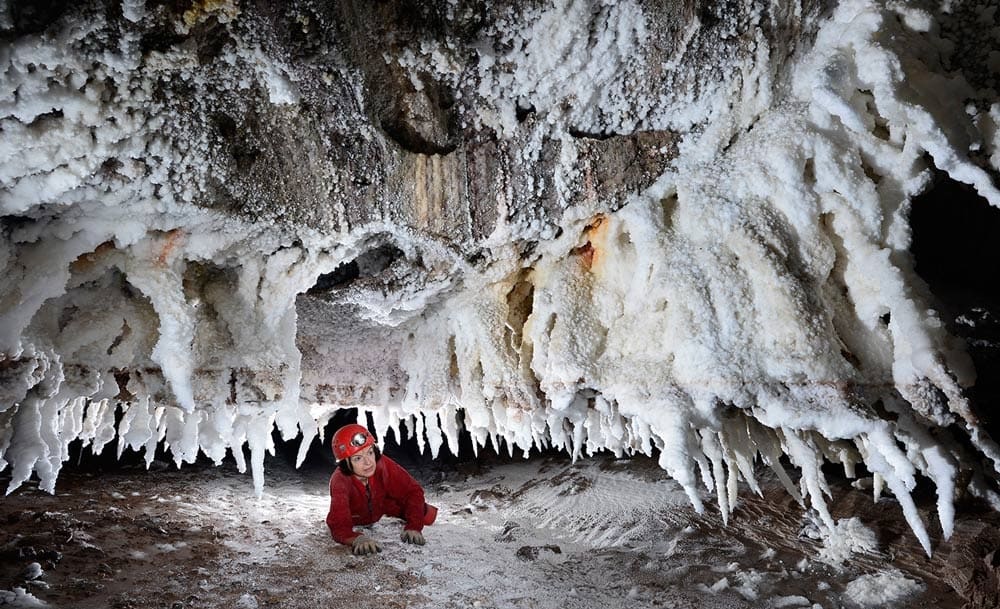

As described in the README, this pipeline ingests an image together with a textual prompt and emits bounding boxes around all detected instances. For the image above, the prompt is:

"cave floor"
[1,451,996,609]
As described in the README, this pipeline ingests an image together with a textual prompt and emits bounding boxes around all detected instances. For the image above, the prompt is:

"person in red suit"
[325,423,438,555]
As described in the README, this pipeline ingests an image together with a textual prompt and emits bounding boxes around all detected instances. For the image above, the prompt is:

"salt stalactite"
[125,238,198,412]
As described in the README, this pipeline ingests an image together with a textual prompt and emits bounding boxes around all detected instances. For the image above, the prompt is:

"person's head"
[331,423,380,477]
[343,444,379,478]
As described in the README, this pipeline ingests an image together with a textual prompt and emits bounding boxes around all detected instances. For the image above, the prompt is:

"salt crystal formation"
[2,0,999,555]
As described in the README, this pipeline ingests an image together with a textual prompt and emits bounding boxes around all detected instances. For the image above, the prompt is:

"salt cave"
[2,0,1000,605]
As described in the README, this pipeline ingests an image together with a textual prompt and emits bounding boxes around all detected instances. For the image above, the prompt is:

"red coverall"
[325,455,427,545]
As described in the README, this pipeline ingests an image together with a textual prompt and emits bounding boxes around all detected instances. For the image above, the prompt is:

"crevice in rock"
[568,127,617,141]
[515,103,536,123]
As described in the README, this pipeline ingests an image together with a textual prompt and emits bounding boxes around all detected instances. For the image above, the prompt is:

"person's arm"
[326,473,362,545]
[381,457,427,532]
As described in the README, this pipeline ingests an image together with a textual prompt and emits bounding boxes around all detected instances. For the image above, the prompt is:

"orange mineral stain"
[572,215,608,272]
[155,229,185,267]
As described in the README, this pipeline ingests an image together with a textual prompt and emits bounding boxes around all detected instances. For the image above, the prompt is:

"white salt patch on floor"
[818,517,879,567]
[844,569,924,607]
[235,593,259,609]
[0,587,47,608]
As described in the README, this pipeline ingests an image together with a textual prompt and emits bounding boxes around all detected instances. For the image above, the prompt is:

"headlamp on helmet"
[332,423,376,461]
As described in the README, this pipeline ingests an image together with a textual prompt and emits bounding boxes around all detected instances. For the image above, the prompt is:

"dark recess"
[909,171,1000,440]
[307,243,405,293]
[277,408,569,484]
[9,0,67,35]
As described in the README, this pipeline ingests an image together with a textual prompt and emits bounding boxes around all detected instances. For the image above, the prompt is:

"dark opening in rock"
[307,243,406,293]
[910,171,1000,437]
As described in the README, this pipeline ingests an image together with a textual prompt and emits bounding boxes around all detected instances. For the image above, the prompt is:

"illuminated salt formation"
[2,0,999,556]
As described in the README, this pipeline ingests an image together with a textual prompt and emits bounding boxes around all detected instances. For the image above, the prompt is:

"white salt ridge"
[770,596,812,608]
[1,0,999,561]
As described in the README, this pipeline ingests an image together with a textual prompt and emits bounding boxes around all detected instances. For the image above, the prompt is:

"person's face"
[349,445,377,478]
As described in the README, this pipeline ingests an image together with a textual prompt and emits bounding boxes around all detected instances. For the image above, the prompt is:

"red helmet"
[332,423,375,461]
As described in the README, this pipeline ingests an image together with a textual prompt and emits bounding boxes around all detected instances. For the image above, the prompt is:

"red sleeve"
[326,471,361,545]
[381,457,427,532]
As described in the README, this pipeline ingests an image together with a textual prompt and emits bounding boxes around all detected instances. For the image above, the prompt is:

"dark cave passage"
[288,409,561,482]
[910,173,1000,304]
[910,171,1000,437]
[59,403,557,486]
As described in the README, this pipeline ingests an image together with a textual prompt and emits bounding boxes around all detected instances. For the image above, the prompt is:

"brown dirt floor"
[2,453,999,609]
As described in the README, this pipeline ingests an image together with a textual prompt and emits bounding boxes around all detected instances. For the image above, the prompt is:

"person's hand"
[351,535,381,555]
[401,529,425,545]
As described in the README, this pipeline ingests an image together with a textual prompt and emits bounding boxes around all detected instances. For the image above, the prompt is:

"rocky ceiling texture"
[3,0,1000,556]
